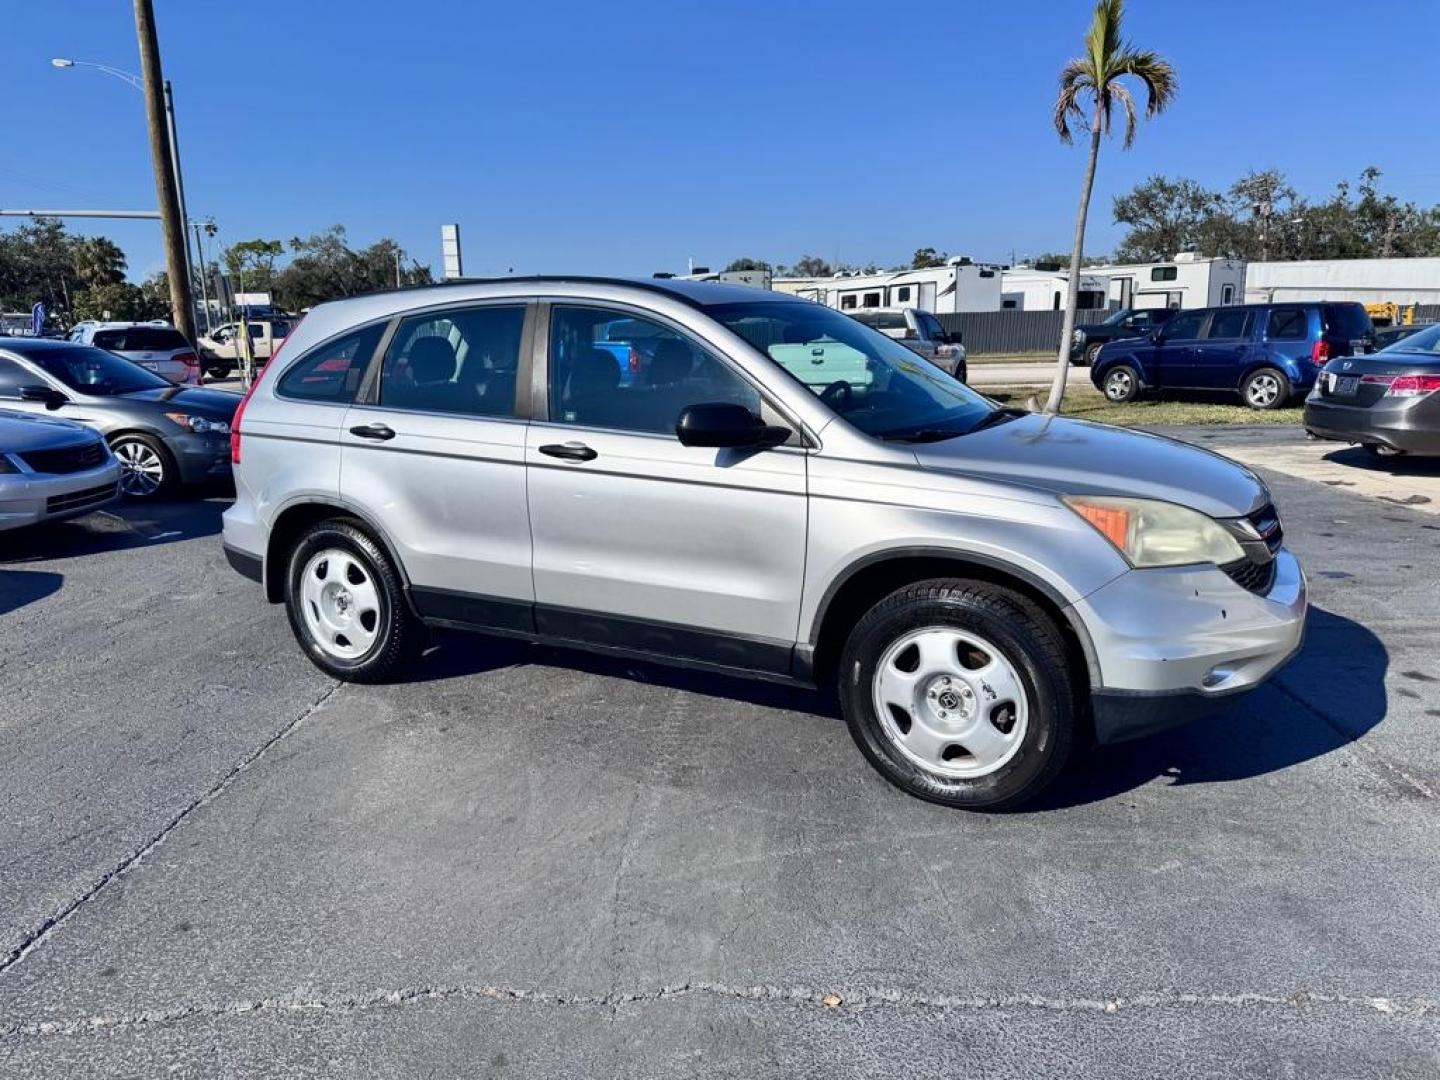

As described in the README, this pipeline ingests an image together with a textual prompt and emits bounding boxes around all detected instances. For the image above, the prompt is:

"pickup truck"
[847,308,967,381]
[197,318,295,379]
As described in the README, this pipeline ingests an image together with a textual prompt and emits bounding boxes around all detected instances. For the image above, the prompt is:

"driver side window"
[548,306,760,436]
[1161,311,1205,341]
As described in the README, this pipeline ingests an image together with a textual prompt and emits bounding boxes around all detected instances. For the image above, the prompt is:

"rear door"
[1151,309,1207,387]
[339,302,535,627]
[1260,306,1312,375]
[525,302,808,671]
[1191,307,1253,389]
[1321,303,1375,358]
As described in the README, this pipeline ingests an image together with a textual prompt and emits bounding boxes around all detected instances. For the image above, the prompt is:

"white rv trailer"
[1093,253,1246,310]
[999,266,1109,311]
[772,260,1002,314]
[1245,258,1440,307]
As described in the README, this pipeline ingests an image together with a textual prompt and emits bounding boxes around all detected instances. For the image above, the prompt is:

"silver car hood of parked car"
[0,408,95,452]
[910,413,1268,520]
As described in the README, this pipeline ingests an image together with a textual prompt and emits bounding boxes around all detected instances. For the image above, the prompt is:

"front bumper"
[1303,392,1440,456]
[0,461,122,531]
[1073,549,1307,743]
[167,431,234,485]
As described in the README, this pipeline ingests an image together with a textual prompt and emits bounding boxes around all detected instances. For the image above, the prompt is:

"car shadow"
[1034,606,1388,810]
[0,497,226,565]
[0,568,64,615]
[408,628,836,718]
[1322,445,1440,476]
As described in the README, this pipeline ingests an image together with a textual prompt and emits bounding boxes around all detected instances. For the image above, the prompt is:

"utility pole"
[133,0,195,341]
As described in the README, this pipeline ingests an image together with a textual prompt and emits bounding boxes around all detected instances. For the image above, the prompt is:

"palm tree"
[1044,0,1177,414]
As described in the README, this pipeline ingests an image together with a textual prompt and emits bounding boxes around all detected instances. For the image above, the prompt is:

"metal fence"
[935,309,1111,356]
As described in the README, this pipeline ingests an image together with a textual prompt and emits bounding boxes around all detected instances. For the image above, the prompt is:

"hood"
[912,414,1267,519]
[118,386,242,417]
[0,409,96,453]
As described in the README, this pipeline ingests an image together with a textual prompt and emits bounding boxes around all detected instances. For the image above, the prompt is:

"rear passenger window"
[379,305,525,418]
[548,306,759,435]
[1268,309,1308,340]
[1205,310,1251,339]
[277,323,384,403]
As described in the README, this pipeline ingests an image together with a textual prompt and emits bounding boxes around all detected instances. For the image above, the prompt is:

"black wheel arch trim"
[806,546,1103,689]
[264,495,418,610]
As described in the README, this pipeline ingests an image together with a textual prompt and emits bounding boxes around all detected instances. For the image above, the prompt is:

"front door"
[1151,308,1207,388]
[339,302,535,630]
[525,303,808,674]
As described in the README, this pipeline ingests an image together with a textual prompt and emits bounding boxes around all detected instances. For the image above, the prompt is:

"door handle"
[349,423,395,441]
[539,441,597,462]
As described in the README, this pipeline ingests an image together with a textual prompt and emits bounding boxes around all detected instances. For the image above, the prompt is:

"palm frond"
[1054,57,1096,143]
[1112,47,1178,117]
[1108,81,1139,149]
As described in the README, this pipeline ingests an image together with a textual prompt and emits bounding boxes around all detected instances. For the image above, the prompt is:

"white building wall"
[1095,257,1245,310]
[770,264,1002,313]
[1245,258,1440,306]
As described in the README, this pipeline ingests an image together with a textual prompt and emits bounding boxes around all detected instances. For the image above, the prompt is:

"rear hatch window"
[1322,304,1373,343]
[92,327,188,352]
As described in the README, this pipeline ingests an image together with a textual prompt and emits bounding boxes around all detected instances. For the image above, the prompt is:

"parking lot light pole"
[50,41,197,341]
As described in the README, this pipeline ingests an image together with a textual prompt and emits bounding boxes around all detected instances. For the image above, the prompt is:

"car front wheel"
[284,520,423,682]
[838,579,1077,810]
[110,433,176,499]
[1102,364,1140,403]
[1083,342,1103,366]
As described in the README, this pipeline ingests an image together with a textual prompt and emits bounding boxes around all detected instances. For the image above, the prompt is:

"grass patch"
[967,352,1055,365]
[982,382,1304,427]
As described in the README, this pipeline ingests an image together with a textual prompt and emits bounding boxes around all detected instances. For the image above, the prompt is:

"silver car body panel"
[224,278,1306,714]
[0,410,121,530]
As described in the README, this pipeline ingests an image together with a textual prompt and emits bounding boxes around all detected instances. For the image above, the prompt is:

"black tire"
[206,365,231,380]
[1083,341,1103,366]
[109,433,178,499]
[837,579,1078,810]
[283,519,423,683]
[1101,363,1141,403]
[1240,367,1291,410]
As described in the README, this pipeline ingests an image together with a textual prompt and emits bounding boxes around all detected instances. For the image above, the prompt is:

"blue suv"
[1090,302,1374,410]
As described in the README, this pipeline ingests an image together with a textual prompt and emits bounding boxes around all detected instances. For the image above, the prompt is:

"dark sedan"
[1305,323,1440,458]
[0,338,241,497]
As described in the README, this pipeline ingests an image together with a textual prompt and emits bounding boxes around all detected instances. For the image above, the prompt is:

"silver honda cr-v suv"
[222,278,1306,809]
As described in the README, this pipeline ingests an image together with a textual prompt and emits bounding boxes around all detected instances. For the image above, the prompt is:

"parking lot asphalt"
[1,426,1438,1078]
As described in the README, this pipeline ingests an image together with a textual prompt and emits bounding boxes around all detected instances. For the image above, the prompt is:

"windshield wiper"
[878,426,969,443]
[966,406,1029,433]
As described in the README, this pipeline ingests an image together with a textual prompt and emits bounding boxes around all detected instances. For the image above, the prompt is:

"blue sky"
[7,0,1438,281]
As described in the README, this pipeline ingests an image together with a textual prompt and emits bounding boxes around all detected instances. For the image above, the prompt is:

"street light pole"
[132,0,195,341]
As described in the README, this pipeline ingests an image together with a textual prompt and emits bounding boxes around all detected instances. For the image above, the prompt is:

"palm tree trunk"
[1044,114,1105,414]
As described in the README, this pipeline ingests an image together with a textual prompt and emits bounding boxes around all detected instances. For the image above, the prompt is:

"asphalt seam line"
[2,983,1434,1039]
[1270,677,1437,801]
[0,682,342,979]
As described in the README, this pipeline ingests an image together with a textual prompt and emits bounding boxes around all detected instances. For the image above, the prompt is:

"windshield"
[707,300,996,439]
[1381,323,1440,356]
[27,345,171,395]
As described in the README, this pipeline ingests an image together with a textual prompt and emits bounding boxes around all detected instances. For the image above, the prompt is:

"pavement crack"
[0,682,343,979]
[1271,677,1437,801]
[2,982,1433,1040]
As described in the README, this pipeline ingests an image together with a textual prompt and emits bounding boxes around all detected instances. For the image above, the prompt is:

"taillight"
[628,346,642,374]
[1383,373,1440,398]
[1310,339,1330,366]
[230,317,299,464]
[176,350,199,368]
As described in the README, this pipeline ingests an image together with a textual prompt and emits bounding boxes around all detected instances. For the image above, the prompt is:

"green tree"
[790,255,833,278]
[1046,0,1177,414]
[223,238,285,295]
[1112,176,1222,261]
[273,227,431,310]
[72,237,128,290]
[910,247,947,269]
[724,257,772,272]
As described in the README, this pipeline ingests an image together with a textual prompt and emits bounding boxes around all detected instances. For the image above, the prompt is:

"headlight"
[1072,329,1085,344]
[1063,496,1245,568]
[164,412,230,435]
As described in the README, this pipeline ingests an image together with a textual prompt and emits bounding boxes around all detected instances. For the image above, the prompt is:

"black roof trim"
[351,275,714,309]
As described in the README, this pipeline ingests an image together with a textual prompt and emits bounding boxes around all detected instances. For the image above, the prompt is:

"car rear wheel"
[838,579,1077,810]
[1241,368,1290,410]
[110,434,176,499]
[284,519,423,683]
[1102,364,1140,403]
[206,364,231,380]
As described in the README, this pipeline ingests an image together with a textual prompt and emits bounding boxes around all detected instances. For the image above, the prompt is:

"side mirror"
[19,385,66,409]
[1149,330,1163,344]
[676,402,790,449]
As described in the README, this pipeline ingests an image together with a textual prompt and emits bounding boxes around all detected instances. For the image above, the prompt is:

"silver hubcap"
[1247,373,1281,407]
[1105,370,1133,400]
[299,548,383,660]
[871,626,1029,780]
[114,440,164,496]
